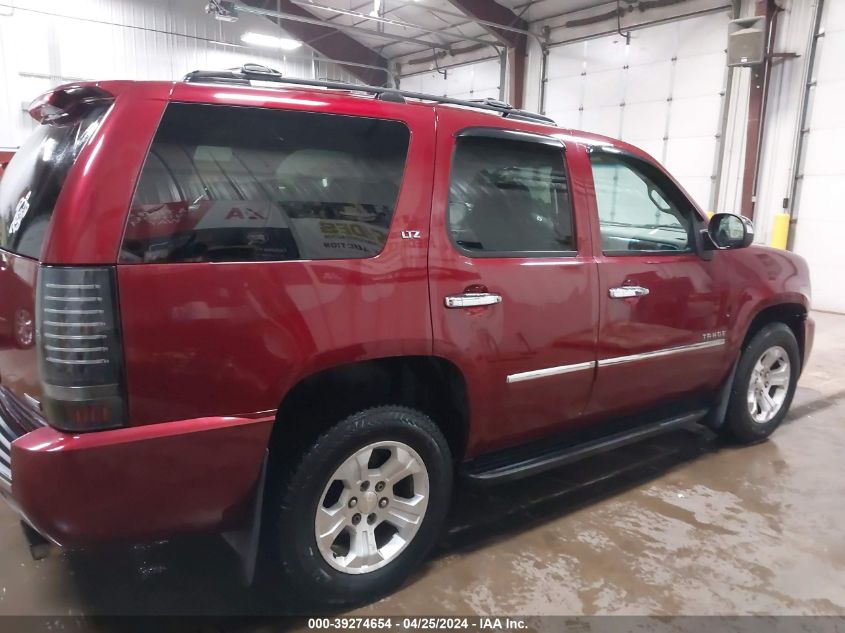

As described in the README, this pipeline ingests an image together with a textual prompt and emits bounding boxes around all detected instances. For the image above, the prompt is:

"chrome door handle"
[444,293,503,308]
[609,285,649,299]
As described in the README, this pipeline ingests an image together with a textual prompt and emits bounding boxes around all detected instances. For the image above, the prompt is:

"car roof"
[79,77,638,160]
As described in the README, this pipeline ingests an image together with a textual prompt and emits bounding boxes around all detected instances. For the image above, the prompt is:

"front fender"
[723,245,811,356]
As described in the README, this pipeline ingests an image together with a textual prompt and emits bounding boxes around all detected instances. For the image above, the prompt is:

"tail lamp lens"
[36,266,126,432]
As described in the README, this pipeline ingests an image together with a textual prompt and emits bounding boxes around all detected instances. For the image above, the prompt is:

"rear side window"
[0,106,109,259]
[448,135,574,256]
[122,103,410,263]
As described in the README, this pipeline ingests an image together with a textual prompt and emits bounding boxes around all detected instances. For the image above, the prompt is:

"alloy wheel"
[314,440,429,574]
[747,345,791,424]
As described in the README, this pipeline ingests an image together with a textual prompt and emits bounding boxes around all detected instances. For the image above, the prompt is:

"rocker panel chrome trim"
[597,339,725,367]
[506,361,596,384]
[507,340,725,383]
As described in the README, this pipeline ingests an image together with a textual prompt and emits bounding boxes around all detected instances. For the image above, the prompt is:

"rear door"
[429,108,599,456]
[115,94,436,426]
[584,148,731,418]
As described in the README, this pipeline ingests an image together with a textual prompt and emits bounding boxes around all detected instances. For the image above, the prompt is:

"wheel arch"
[706,301,807,431]
[269,356,470,466]
[741,302,808,371]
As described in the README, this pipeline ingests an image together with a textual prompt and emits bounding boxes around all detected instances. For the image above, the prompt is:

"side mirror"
[705,212,754,250]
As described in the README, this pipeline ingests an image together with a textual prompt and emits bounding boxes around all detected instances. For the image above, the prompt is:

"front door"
[428,110,599,456]
[585,148,731,418]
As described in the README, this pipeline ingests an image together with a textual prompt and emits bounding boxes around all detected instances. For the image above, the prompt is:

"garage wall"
[791,0,845,313]
[398,58,501,101]
[542,10,732,210]
[0,0,357,150]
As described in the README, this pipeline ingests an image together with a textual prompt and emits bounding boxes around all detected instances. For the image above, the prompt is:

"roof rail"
[182,64,557,126]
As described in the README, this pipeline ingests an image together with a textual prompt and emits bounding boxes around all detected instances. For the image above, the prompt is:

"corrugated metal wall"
[2,0,840,311]
[398,58,501,101]
[542,11,731,210]
[0,0,358,149]
[716,0,842,312]
[791,0,845,313]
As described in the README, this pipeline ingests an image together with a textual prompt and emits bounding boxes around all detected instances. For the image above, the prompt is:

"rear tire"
[271,406,452,606]
[722,323,799,444]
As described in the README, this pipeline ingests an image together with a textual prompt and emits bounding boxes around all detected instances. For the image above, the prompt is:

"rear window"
[121,103,411,263]
[0,106,109,259]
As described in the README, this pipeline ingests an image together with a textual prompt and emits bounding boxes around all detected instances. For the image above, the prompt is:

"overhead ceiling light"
[241,32,302,50]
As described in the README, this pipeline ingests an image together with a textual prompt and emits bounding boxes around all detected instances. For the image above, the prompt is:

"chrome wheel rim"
[14,309,33,347]
[747,345,791,424]
[315,440,429,575]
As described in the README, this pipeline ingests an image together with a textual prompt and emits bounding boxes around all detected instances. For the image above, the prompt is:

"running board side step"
[462,409,709,484]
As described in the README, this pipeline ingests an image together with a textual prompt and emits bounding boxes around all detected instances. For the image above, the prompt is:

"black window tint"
[589,152,693,254]
[0,106,109,259]
[448,135,574,256]
[122,103,410,263]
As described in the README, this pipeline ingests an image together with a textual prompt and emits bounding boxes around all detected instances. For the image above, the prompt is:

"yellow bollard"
[770,213,790,250]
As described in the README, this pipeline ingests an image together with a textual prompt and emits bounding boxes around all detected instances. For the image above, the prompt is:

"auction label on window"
[292,218,389,259]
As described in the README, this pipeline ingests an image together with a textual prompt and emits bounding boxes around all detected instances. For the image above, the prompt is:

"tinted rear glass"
[448,136,574,256]
[121,103,411,263]
[0,106,109,259]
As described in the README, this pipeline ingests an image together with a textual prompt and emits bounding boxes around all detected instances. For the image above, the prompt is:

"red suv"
[0,66,813,605]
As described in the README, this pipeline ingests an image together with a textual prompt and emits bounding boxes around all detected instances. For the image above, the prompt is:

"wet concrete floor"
[0,312,843,619]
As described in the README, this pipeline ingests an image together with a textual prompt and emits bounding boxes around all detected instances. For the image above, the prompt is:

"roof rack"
[182,64,556,126]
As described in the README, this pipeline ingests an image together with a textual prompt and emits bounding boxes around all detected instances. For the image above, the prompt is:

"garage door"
[399,59,501,101]
[792,1,845,313]
[543,11,731,210]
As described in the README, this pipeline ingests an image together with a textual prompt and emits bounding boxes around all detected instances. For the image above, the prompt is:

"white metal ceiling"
[297,0,610,60]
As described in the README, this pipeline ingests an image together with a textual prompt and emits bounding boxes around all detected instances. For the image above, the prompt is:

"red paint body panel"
[117,257,432,425]
[588,252,733,417]
[578,143,733,415]
[0,79,814,546]
[10,415,273,545]
[718,245,813,349]
[41,82,171,265]
[428,110,600,456]
[116,90,436,426]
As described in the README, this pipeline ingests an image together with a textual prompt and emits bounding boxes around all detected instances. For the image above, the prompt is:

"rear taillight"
[36,266,126,432]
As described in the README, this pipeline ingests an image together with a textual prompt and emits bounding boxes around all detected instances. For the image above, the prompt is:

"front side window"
[589,152,693,254]
[448,135,575,256]
[121,103,410,263]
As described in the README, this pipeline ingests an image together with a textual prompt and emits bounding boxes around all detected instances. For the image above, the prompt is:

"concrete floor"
[0,312,843,619]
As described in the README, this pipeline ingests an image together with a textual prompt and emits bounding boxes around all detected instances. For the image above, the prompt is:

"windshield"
[0,105,109,259]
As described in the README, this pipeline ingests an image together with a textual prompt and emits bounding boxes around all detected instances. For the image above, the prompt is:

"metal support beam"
[281,0,500,49]
[240,0,391,85]
[445,0,528,107]
[740,0,780,220]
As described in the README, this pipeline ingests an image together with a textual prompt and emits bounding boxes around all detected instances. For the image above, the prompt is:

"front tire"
[723,323,800,444]
[272,406,453,606]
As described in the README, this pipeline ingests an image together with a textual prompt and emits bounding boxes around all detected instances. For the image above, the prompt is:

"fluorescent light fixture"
[241,32,302,50]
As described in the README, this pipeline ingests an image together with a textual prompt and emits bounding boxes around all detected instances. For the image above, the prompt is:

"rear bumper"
[4,414,273,546]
